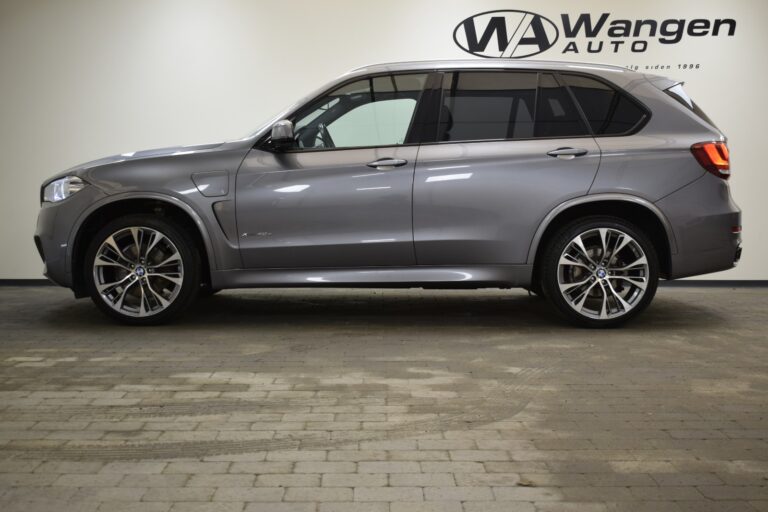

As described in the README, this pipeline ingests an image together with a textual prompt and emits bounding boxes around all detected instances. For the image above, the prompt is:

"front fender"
[66,192,223,281]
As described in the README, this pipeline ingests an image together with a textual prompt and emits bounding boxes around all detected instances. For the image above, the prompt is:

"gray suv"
[35,60,741,327]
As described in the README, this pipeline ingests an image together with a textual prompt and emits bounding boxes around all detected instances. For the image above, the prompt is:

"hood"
[64,142,224,175]
[44,139,255,185]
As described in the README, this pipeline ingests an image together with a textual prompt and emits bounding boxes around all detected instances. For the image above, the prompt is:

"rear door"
[413,71,601,265]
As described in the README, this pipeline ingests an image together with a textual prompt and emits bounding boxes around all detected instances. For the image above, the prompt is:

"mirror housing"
[271,120,294,151]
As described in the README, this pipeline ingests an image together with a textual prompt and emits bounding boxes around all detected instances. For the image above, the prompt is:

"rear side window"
[437,71,648,141]
[438,72,536,142]
[561,74,647,135]
[664,82,718,129]
[535,74,589,138]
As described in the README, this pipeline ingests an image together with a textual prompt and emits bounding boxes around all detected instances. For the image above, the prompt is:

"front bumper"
[656,173,742,279]
[34,186,107,288]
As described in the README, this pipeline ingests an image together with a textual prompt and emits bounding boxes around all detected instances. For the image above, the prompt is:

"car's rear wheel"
[84,214,200,325]
[541,216,659,328]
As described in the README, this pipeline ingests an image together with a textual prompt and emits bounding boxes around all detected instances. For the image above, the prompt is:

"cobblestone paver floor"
[0,286,766,512]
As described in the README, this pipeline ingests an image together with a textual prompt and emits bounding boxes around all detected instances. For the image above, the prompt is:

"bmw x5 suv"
[35,60,741,327]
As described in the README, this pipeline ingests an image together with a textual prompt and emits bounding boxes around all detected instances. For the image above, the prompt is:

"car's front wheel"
[84,214,200,325]
[540,216,659,328]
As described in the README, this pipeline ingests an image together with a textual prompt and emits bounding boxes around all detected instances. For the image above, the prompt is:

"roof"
[348,59,630,75]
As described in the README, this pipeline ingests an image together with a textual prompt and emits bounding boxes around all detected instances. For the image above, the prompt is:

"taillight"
[691,141,730,179]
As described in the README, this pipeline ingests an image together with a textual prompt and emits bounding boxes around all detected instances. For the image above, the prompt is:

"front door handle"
[367,158,408,170]
[547,147,588,160]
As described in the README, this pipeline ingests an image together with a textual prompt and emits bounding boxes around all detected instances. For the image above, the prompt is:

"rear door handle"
[546,147,588,160]
[367,158,408,170]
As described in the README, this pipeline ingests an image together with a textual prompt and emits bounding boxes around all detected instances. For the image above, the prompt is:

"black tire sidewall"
[541,216,659,328]
[84,214,200,325]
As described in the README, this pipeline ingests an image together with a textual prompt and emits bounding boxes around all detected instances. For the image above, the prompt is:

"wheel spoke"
[572,281,599,311]
[96,273,133,295]
[611,255,648,272]
[144,231,165,261]
[598,284,609,319]
[129,227,142,260]
[571,235,597,266]
[152,273,182,286]
[559,253,590,270]
[114,279,138,310]
[597,228,609,264]
[103,236,136,267]
[151,253,181,269]
[137,279,150,316]
[94,254,131,272]
[606,234,632,267]
[605,279,633,313]
[146,281,170,308]
[609,275,648,291]
[559,276,592,294]
[103,235,123,257]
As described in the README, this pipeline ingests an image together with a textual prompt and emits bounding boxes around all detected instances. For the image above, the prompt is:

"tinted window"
[438,72,536,142]
[535,74,589,138]
[292,73,427,149]
[561,74,647,135]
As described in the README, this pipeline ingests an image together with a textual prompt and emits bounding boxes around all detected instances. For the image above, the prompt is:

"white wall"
[1,0,766,279]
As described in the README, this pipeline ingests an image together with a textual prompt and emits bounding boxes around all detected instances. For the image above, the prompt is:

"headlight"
[42,176,87,203]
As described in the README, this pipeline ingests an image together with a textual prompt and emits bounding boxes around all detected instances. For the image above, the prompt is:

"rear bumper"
[656,174,741,279]
[669,239,741,279]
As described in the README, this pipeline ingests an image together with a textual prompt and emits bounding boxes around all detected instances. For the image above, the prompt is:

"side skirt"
[211,265,532,290]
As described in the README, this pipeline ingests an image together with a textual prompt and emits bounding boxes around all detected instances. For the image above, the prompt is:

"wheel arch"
[68,193,215,298]
[528,194,677,283]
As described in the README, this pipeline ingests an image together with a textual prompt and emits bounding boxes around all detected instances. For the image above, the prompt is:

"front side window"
[291,74,427,150]
[561,74,647,135]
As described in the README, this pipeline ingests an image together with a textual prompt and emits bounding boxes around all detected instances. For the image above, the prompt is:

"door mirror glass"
[271,120,294,150]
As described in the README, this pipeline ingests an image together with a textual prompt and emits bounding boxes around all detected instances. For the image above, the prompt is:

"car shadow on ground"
[22,287,728,335]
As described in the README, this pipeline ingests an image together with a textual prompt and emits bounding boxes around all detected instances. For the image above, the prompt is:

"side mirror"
[271,120,294,151]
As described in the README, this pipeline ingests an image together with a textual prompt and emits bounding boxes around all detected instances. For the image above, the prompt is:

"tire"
[198,286,221,298]
[84,214,201,325]
[540,216,659,328]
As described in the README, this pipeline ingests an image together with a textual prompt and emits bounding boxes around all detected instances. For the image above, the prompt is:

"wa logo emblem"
[453,10,559,58]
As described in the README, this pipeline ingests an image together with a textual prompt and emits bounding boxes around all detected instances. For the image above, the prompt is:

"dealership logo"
[454,10,559,58]
[453,10,736,58]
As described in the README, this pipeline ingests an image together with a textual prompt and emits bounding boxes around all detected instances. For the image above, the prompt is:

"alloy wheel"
[557,227,649,320]
[92,226,184,317]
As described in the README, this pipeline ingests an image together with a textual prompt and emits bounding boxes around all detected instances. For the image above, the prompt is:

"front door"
[236,73,429,268]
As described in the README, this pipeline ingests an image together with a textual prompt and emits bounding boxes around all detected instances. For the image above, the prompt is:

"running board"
[211,265,532,290]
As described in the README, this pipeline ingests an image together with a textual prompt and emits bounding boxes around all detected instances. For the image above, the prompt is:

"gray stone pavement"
[0,285,767,512]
